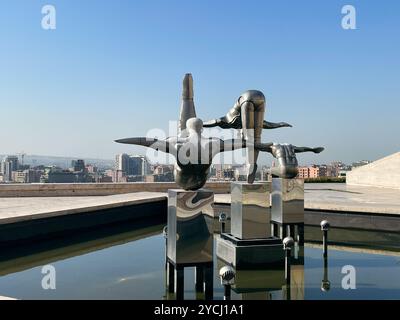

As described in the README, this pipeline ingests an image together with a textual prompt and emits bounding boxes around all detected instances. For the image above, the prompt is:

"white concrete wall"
[347,152,400,189]
[0,182,231,197]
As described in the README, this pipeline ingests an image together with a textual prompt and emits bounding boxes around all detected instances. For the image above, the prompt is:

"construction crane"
[17,151,27,167]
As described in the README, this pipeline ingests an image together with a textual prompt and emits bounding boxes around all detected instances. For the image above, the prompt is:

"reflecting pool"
[0,220,399,300]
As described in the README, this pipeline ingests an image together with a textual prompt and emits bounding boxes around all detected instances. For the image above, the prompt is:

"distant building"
[104,169,114,177]
[98,175,113,183]
[113,170,125,183]
[318,165,328,177]
[298,166,312,178]
[234,166,247,182]
[125,175,145,182]
[328,161,351,177]
[86,164,98,173]
[352,160,371,169]
[4,156,19,171]
[115,154,151,177]
[145,172,174,183]
[71,159,85,172]
[1,155,19,182]
[298,165,327,179]
[47,171,76,183]
[144,175,156,183]
[115,154,130,174]
[11,170,40,183]
[209,165,217,177]
[1,161,13,182]
[153,164,173,175]
[260,166,271,181]
[27,169,42,183]
[212,164,236,181]
[327,165,339,177]
[40,166,85,183]
[223,169,235,180]
[128,156,144,176]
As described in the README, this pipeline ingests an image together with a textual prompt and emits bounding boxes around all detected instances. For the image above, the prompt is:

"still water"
[0,221,399,300]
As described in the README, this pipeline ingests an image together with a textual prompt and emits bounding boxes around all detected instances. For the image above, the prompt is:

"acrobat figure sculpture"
[256,143,324,179]
[116,117,253,190]
[116,130,323,190]
[203,90,292,183]
[115,73,324,190]
[116,74,253,190]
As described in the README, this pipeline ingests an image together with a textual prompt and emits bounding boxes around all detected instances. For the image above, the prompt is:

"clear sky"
[1,0,399,165]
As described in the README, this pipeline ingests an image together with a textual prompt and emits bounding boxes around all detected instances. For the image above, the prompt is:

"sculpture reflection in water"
[216,245,305,300]
[321,220,331,292]
[321,255,331,292]
[283,245,307,301]
[217,259,284,300]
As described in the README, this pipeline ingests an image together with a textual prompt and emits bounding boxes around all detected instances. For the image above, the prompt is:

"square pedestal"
[231,182,271,239]
[271,178,304,224]
[216,234,284,270]
[167,189,214,265]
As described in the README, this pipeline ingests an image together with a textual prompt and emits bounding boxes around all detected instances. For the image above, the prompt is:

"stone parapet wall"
[0,182,231,197]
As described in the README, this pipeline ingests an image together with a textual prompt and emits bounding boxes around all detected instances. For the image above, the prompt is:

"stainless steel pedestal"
[271,178,304,244]
[216,182,283,270]
[216,233,284,269]
[166,189,214,300]
[231,182,271,239]
[271,178,304,224]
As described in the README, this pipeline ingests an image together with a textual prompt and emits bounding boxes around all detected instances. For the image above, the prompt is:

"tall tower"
[1,155,19,182]
[115,154,130,175]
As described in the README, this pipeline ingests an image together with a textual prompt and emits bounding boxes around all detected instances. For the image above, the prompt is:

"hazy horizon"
[0,151,381,167]
[1,1,399,165]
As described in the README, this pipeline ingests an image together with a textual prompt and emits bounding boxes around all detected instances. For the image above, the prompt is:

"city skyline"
[1,1,399,164]
[0,151,352,184]
[0,151,370,168]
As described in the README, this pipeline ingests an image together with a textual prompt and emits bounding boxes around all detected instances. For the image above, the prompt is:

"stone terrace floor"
[0,184,399,225]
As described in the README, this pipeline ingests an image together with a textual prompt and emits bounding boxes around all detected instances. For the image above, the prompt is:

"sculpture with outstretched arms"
[115,73,324,188]
[255,143,324,179]
[116,117,252,190]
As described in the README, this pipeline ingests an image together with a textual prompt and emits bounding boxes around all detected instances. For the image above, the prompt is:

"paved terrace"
[213,183,400,232]
[0,183,399,225]
[0,192,166,225]
[215,183,400,215]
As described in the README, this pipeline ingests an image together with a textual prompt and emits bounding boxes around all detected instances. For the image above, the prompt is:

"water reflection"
[0,217,398,299]
[217,260,284,300]
[321,256,331,292]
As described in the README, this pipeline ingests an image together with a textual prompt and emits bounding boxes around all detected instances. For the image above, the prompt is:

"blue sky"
[0,0,399,165]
